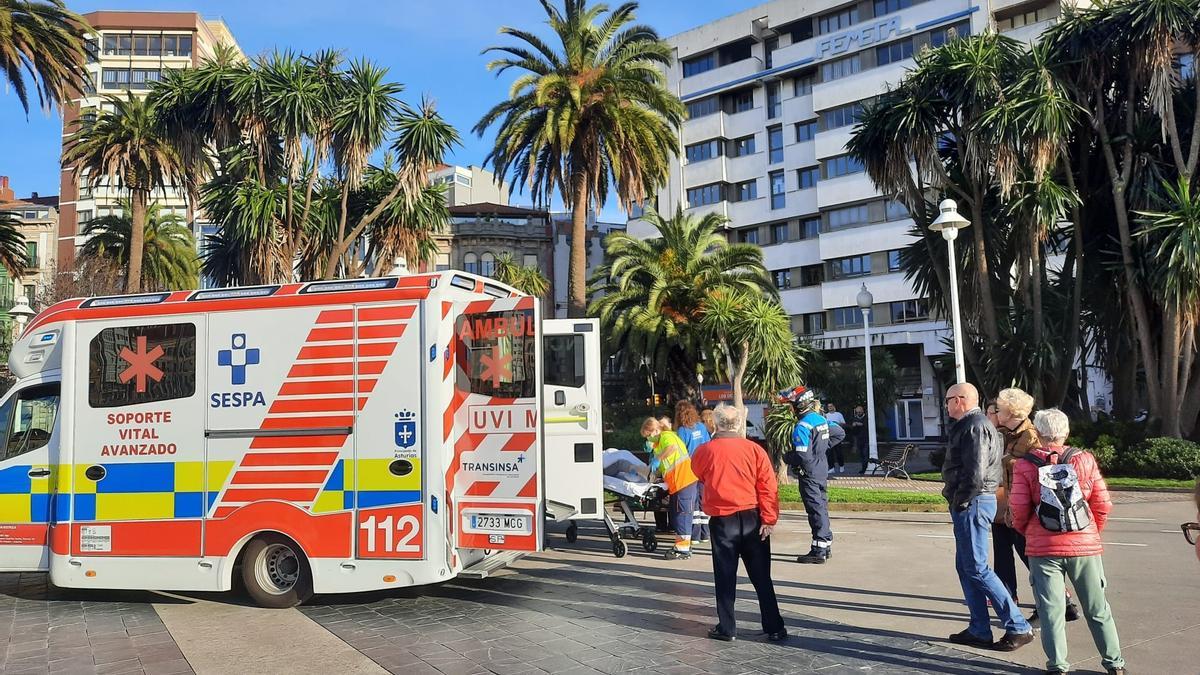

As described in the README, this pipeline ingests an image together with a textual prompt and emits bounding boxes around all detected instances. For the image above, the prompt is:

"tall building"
[645,0,1074,440]
[0,176,59,342]
[56,11,243,273]
[428,164,509,206]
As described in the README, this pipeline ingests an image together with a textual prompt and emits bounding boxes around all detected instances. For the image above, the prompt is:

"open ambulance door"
[541,319,603,523]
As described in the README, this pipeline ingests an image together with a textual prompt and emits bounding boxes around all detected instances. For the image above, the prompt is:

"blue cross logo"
[217,333,260,385]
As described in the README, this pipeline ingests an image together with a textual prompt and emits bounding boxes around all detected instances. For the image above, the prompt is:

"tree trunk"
[1160,308,1182,437]
[968,194,1001,347]
[732,340,750,437]
[567,176,590,318]
[1078,340,1093,423]
[1055,158,1086,409]
[126,190,146,293]
[323,184,353,279]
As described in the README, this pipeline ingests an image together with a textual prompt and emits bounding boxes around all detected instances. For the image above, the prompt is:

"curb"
[781,501,947,513]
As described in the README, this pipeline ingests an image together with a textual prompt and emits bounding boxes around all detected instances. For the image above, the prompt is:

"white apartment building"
[58,11,243,274]
[428,164,510,207]
[645,0,1070,440]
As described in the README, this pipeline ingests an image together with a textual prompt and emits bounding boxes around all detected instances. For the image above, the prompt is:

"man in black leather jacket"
[942,383,1034,653]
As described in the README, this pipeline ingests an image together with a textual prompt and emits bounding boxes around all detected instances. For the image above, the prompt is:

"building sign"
[816,17,908,59]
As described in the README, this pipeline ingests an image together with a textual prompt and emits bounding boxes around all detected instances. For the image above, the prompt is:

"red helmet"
[779,385,814,406]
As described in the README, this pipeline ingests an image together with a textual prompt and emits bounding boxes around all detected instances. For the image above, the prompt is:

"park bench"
[869,443,915,480]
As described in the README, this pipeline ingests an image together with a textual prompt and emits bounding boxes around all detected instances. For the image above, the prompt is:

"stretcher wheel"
[612,539,627,558]
[565,522,578,543]
[641,532,658,552]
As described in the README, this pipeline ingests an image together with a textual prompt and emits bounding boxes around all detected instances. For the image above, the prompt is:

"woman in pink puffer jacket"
[1010,409,1124,675]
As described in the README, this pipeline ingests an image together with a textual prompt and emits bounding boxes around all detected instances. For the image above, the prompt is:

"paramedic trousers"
[709,508,784,636]
[799,477,832,545]
[692,482,710,541]
[669,483,698,543]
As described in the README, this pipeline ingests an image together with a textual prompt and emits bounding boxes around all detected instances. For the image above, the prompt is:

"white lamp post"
[929,198,971,384]
[7,296,35,342]
[856,284,878,465]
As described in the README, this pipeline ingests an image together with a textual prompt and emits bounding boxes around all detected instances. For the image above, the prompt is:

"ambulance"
[0,272,603,607]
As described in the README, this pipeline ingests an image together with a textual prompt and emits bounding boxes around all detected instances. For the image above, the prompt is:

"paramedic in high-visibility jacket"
[642,417,699,560]
[781,385,841,564]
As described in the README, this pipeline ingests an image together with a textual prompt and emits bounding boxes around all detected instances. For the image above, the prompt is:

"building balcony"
[678,57,762,100]
[1000,19,1057,44]
[815,172,878,209]
[762,238,821,270]
[723,107,766,140]
[807,319,951,353]
[682,156,726,188]
[683,111,724,142]
[782,93,815,122]
[818,218,916,259]
[821,272,916,309]
[813,126,856,162]
[725,151,765,184]
[813,59,912,112]
[778,284,822,316]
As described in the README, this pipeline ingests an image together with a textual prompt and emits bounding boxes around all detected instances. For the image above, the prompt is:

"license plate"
[466,512,530,534]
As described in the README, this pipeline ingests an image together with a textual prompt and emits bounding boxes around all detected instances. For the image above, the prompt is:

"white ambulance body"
[0,272,602,607]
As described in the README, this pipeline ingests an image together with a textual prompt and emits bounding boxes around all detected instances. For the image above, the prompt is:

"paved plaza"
[0,494,1194,674]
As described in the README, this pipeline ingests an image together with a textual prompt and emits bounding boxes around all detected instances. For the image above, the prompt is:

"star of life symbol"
[478,345,512,388]
[119,336,164,393]
[217,333,260,385]
[394,410,417,449]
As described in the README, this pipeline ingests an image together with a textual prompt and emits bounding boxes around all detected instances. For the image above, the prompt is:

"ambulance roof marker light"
[81,292,171,309]
[189,286,280,301]
[299,278,400,295]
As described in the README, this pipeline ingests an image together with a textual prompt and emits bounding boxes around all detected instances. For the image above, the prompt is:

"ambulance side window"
[456,309,537,399]
[543,335,585,389]
[2,383,60,461]
[88,323,197,408]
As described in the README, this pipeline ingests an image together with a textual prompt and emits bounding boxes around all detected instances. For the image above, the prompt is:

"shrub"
[1088,441,1118,474]
[1117,437,1200,479]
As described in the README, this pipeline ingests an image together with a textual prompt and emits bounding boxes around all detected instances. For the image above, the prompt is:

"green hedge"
[1116,438,1200,480]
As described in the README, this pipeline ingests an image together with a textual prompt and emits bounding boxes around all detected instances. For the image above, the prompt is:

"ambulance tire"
[612,540,627,558]
[241,533,314,609]
[565,522,578,543]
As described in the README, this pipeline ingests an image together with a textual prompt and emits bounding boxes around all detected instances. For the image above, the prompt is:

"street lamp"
[7,297,35,342]
[929,198,971,384]
[856,283,878,467]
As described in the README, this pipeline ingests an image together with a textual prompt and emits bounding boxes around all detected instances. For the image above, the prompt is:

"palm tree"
[0,211,30,277]
[79,201,199,292]
[1,0,90,115]
[63,93,185,293]
[495,252,550,297]
[589,208,775,401]
[699,290,803,414]
[475,0,684,317]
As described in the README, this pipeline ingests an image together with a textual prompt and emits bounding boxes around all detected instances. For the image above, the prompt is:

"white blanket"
[604,475,664,499]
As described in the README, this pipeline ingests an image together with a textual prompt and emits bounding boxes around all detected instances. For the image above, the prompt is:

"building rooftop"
[448,202,545,217]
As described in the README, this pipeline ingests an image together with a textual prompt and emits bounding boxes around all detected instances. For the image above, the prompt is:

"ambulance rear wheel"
[242,533,313,608]
[565,522,578,543]
[612,540,627,558]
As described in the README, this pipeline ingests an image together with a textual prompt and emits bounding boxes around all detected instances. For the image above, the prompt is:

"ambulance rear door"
[447,296,542,552]
[541,319,603,521]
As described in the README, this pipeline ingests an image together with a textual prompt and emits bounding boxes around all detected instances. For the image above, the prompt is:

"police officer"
[781,386,843,564]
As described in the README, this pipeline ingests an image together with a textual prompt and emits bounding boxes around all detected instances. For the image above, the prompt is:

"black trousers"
[709,509,785,636]
[992,521,1029,600]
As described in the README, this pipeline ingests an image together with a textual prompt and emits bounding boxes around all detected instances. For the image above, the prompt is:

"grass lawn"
[778,484,945,505]
[909,472,1194,491]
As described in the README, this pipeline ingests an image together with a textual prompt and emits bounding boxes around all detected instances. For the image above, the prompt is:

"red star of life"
[119,335,165,393]
[478,345,512,388]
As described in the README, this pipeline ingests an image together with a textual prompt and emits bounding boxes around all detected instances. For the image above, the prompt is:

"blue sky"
[2,0,757,220]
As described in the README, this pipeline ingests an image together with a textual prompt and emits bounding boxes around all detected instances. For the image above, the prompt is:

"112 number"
[359,514,420,553]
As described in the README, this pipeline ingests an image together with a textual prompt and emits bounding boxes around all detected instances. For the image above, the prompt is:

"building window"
[890,299,929,323]
[888,250,903,272]
[800,264,824,287]
[771,222,789,243]
[728,89,754,114]
[773,269,792,290]
[795,120,817,142]
[731,180,757,202]
[820,102,863,131]
[827,204,870,230]
[464,253,479,274]
[800,216,821,239]
[436,253,451,272]
[798,167,819,189]
[455,174,472,186]
[931,19,972,46]
[101,32,191,57]
[687,183,723,207]
[790,20,815,44]
[768,126,784,163]
[876,39,915,66]
[874,0,914,16]
[24,242,37,268]
[830,254,872,279]
[886,199,910,220]
[765,37,779,69]
[766,81,782,119]
[801,312,825,335]
[737,228,758,245]
[793,73,815,96]
[770,171,786,210]
[821,54,862,81]
[683,52,717,77]
[822,154,865,179]
[997,6,1057,32]
[832,306,868,329]
[685,139,721,163]
[523,254,538,268]
[686,96,719,119]
[480,252,496,277]
[77,209,93,224]
[818,6,860,34]
[728,135,756,157]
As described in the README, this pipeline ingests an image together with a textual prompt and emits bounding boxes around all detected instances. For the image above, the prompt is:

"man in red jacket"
[691,404,786,643]
[1010,408,1125,675]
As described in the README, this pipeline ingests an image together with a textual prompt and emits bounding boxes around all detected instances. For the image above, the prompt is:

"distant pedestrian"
[658,415,672,431]
[676,401,712,542]
[851,405,870,473]
[691,404,786,643]
[701,408,717,436]
[1189,481,1200,564]
[942,383,1034,652]
[825,404,847,475]
[990,388,1079,622]
[780,386,834,564]
[642,418,699,560]
[1011,409,1124,675]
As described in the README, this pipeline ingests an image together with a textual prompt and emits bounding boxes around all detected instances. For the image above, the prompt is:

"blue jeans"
[950,494,1031,640]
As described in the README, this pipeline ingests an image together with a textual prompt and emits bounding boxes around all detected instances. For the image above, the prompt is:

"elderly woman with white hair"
[1009,409,1125,675]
